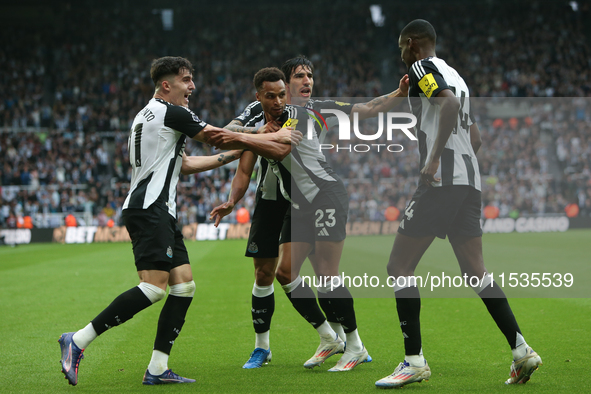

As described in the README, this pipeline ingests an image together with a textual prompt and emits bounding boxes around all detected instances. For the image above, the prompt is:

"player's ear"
[255,91,260,102]
[161,79,171,92]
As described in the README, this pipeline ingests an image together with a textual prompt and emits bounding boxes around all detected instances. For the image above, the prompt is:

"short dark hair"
[253,67,286,91]
[281,55,314,83]
[150,56,194,86]
[400,19,437,44]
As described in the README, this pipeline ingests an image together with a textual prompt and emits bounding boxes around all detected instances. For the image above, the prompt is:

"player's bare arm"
[209,151,257,227]
[350,74,410,120]
[470,122,482,154]
[180,150,242,175]
[420,88,461,186]
[225,119,281,135]
[195,125,302,161]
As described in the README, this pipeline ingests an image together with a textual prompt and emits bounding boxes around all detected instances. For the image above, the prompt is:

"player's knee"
[255,268,275,286]
[275,266,291,286]
[169,280,196,298]
[386,261,397,277]
[387,261,409,278]
[138,282,166,303]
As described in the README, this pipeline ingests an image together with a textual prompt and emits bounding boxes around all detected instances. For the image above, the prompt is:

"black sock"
[252,293,275,333]
[319,286,357,333]
[153,295,193,355]
[286,282,326,329]
[91,287,153,335]
[153,295,193,354]
[395,286,422,355]
[318,293,338,325]
[479,283,521,348]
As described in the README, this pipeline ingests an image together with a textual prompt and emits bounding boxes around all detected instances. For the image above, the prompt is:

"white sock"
[406,353,425,367]
[328,321,346,341]
[512,333,528,360]
[345,329,363,352]
[147,350,169,376]
[72,323,97,349]
[316,320,337,340]
[255,330,270,350]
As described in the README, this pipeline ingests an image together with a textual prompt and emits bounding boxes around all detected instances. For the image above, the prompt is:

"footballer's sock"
[322,285,358,334]
[147,350,169,376]
[328,321,346,341]
[252,283,275,334]
[252,282,275,350]
[316,320,337,340]
[282,276,327,329]
[512,333,529,360]
[317,281,346,340]
[406,348,425,367]
[394,278,422,356]
[255,330,270,351]
[72,323,97,349]
[477,281,523,351]
[153,281,195,355]
[91,285,158,335]
[345,329,363,353]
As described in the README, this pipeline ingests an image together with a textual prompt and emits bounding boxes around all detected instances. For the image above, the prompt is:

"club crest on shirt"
[247,242,259,253]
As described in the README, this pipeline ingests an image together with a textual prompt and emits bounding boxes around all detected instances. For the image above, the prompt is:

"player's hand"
[258,120,281,134]
[420,157,440,187]
[209,201,235,227]
[201,128,228,148]
[275,127,303,146]
[399,74,409,96]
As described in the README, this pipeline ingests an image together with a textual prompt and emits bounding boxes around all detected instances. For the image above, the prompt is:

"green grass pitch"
[1,230,590,393]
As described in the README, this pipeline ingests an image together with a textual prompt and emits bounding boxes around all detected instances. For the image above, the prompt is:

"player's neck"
[264,112,279,123]
[417,49,436,62]
[153,92,169,103]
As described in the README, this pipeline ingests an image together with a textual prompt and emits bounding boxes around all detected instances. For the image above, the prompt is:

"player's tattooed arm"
[180,150,243,175]
[224,119,281,134]
[224,120,259,134]
[217,151,242,164]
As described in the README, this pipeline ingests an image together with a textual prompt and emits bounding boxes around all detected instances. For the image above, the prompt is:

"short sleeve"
[409,59,450,101]
[163,104,207,138]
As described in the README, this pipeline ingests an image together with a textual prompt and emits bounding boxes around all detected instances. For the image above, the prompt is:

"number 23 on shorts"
[315,209,336,228]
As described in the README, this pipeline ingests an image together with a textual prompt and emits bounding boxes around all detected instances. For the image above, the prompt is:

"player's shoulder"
[410,57,441,78]
[235,100,263,122]
[156,99,207,128]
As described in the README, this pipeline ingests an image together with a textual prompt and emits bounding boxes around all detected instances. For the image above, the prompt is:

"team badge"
[166,246,173,258]
[247,242,259,253]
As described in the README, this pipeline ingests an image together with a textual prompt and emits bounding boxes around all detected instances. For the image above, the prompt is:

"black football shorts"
[122,202,189,271]
[397,185,483,240]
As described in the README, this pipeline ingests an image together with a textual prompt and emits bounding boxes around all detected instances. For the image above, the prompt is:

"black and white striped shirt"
[408,57,480,191]
[235,102,340,207]
[123,98,206,217]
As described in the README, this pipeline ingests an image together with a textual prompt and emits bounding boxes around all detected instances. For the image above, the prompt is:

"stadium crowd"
[1,1,590,228]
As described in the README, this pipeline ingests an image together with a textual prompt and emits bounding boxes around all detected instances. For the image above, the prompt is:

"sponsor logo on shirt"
[419,73,439,98]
